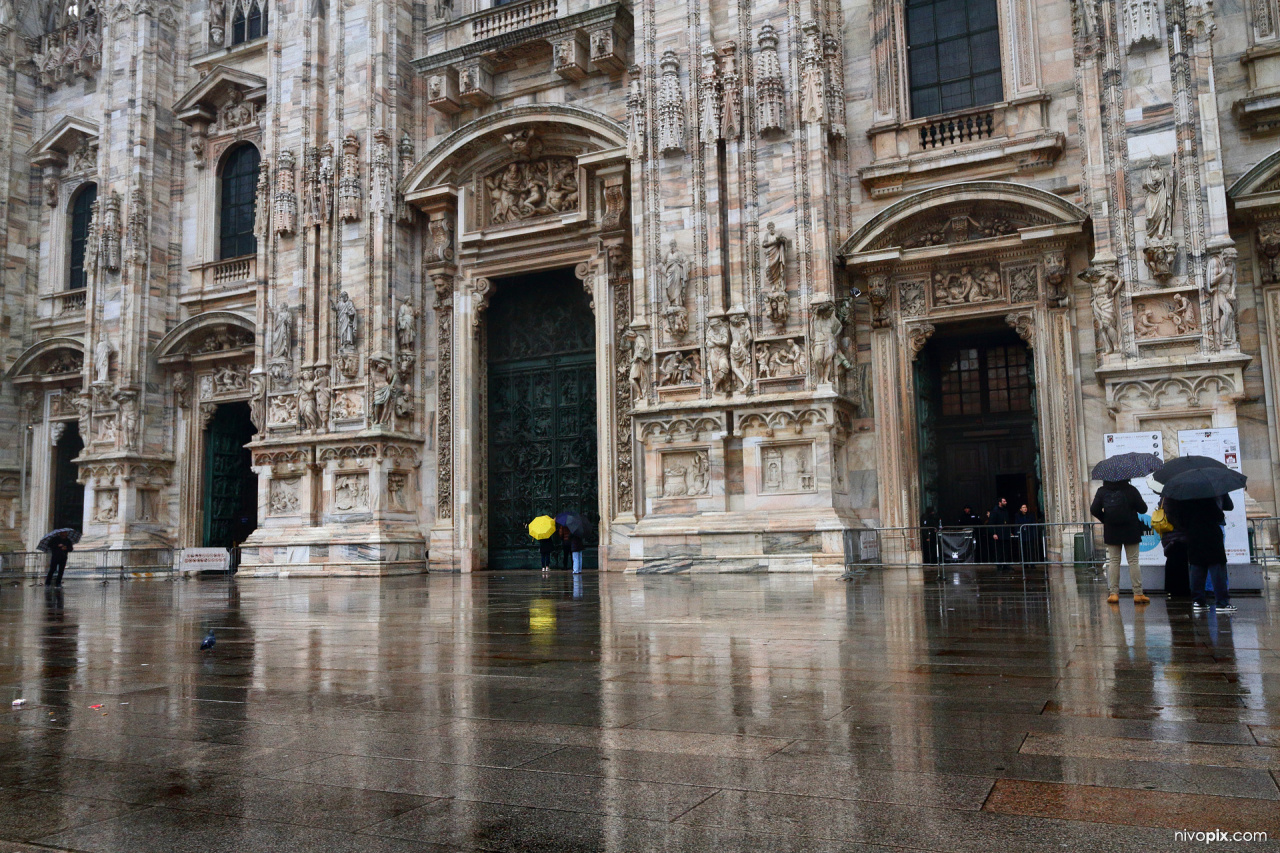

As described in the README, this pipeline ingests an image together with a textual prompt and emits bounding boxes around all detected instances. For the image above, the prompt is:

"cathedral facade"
[0,0,1277,572]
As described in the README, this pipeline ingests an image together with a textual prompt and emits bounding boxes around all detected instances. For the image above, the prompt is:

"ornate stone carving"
[823,32,846,139]
[397,133,415,223]
[248,374,265,432]
[269,478,300,515]
[95,489,118,522]
[707,315,732,395]
[369,354,399,427]
[1043,252,1070,306]
[1009,266,1039,303]
[271,303,292,359]
[729,313,752,394]
[1125,0,1161,50]
[369,128,392,216]
[333,473,369,512]
[867,275,890,328]
[210,0,225,45]
[901,213,1018,249]
[99,190,122,272]
[437,303,453,519]
[754,338,806,378]
[719,43,741,140]
[333,291,358,350]
[812,301,850,384]
[800,22,825,125]
[661,450,709,497]
[267,394,297,427]
[699,44,722,146]
[1112,373,1236,410]
[622,66,646,161]
[332,389,364,419]
[656,350,701,386]
[756,25,785,135]
[932,265,1002,306]
[338,133,362,223]
[254,167,271,239]
[50,421,67,445]
[427,216,454,262]
[44,176,59,207]
[1257,222,1280,283]
[172,372,191,409]
[125,182,147,266]
[900,280,926,317]
[387,472,409,511]
[1207,248,1238,350]
[217,88,258,132]
[1080,266,1123,355]
[73,393,91,436]
[661,240,689,338]
[657,50,686,156]
[273,149,298,236]
[625,328,651,398]
[1006,311,1036,349]
[762,444,816,493]
[1171,293,1198,334]
[907,323,936,359]
[1142,157,1177,280]
[297,368,321,431]
[93,339,112,384]
[113,388,138,450]
[484,156,578,224]
[396,300,417,352]
[601,181,627,229]
[470,277,492,330]
[68,138,97,174]
[762,223,789,325]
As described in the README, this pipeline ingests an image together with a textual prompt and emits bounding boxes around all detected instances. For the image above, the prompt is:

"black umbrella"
[1159,467,1247,500]
[36,528,81,553]
[1153,454,1231,484]
[554,511,591,537]
[1091,452,1163,482]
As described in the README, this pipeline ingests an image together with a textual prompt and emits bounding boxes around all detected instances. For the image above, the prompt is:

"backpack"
[1100,488,1130,523]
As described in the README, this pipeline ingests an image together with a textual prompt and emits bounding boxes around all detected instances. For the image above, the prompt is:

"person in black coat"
[1155,494,1191,598]
[1164,495,1233,612]
[920,507,941,564]
[1015,504,1041,564]
[988,498,1014,569]
[1090,480,1148,604]
[44,533,74,587]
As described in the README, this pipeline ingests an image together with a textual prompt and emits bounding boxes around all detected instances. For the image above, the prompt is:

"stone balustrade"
[916,108,997,150]
[212,257,254,285]
[471,0,557,41]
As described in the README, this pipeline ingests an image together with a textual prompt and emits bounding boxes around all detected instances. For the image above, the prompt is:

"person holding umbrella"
[1157,457,1247,614]
[1090,452,1162,605]
[37,528,80,587]
[555,511,590,574]
[528,515,557,572]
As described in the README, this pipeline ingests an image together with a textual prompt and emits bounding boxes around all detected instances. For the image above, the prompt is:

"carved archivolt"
[1111,374,1237,411]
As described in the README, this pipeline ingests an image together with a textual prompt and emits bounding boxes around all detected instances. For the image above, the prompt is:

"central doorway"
[486,269,598,569]
[202,401,257,548]
[916,323,1041,525]
[51,422,85,532]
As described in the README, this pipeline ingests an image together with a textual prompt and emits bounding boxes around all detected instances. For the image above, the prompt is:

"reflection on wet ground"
[0,567,1277,852]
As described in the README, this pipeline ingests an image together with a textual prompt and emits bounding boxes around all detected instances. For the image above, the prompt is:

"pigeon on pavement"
[200,630,216,650]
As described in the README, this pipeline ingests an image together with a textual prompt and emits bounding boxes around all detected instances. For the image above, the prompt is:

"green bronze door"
[202,402,257,548]
[487,271,598,569]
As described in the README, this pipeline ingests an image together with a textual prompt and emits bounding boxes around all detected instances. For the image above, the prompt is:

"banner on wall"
[1177,428,1250,564]
[1102,432,1165,565]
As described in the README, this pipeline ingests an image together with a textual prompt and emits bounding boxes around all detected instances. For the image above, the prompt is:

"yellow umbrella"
[528,515,557,540]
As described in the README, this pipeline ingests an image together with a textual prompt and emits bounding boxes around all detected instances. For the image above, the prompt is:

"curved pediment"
[1228,149,1280,208]
[840,181,1089,259]
[155,311,255,361]
[401,104,626,198]
[6,337,84,380]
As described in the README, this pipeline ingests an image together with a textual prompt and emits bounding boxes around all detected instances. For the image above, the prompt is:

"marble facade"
[1,0,1279,572]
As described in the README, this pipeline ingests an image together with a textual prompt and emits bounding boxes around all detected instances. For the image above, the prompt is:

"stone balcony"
[182,256,258,311]
[33,288,88,334]
[858,97,1064,199]
[414,0,630,116]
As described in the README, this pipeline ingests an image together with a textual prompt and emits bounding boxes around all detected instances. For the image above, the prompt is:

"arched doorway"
[51,422,85,532]
[202,402,257,548]
[486,269,598,569]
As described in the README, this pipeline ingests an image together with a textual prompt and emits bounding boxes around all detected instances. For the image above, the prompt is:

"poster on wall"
[1102,432,1165,565]
[1178,428,1250,564]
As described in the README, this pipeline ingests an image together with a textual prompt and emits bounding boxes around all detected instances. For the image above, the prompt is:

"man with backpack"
[1090,479,1149,605]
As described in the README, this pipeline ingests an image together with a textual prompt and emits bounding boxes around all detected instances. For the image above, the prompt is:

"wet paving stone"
[0,567,1276,851]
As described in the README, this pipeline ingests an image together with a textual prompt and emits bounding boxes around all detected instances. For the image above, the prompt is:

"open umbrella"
[36,528,81,553]
[1152,454,1232,484]
[527,515,557,540]
[554,511,591,538]
[1091,452,1163,482]
[1160,467,1247,501]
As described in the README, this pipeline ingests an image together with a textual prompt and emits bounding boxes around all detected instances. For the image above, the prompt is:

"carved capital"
[470,277,492,330]
[1005,311,1036,350]
[906,323,936,360]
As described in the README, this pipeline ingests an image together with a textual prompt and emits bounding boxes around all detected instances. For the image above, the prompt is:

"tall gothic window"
[68,182,97,291]
[231,0,267,45]
[906,0,1003,118]
[219,144,260,260]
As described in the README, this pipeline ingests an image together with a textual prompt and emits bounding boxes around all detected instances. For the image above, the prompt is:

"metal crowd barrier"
[1246,517,1280,569]
[843,521,1108,577]
[0,548,179,582]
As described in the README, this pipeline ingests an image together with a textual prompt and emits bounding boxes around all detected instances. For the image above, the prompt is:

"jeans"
[571,551,583,573]
[1106,542,1142,595]
[45,551,68,586]
[1189,563,1230,606]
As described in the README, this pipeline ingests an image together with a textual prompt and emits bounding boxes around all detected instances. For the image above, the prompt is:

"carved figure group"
[662,452,709,498]
[933,265,1001,306]
[657,351,700,386]
[485,158,578,224]
[755,339,805,379]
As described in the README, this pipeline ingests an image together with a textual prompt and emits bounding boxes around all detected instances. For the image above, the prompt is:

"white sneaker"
[1192,602,1208,612]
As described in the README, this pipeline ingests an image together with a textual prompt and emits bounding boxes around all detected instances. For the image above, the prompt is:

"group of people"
[920,499,1041,567]
[538,523,585,574]
[1091,479,1234,612]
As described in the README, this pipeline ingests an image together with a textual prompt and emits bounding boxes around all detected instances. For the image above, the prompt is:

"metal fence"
[1246,517,1280,568]
[844,522,1108,575]
[0,547,196,582]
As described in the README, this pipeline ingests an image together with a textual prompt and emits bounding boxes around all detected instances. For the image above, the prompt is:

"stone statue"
[1208,248,1238,349]
[314,370,331,426]
[662,240,688,309]
[93,339,112,384]
[172,372,190,409]
[762,223,789,324]
[209,0,226,44]
[812,301,846,384]
[297,368,320,431]
[1171,293,1195,334]
[1082,267,1123,355]
[396,301,416,351]
[369,354,398,426]
[333,291,357,350]
[1143,157,1173,240]
[729,315,752,393]
[271,303,292,359]
[707,316,732,395]
[626,329,650,399]
[248,374,265,432]
[114,389,138,450]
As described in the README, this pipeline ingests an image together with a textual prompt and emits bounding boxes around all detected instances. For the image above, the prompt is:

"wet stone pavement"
[0,567,1278,853]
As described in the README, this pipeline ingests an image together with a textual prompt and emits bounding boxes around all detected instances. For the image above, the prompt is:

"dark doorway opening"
[486,268,598,570]
[51,422,85,533]
[916,323,1041,527]
[202,401,257,548]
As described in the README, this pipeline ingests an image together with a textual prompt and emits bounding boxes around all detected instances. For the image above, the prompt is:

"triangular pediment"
[28,115,99,168]
[174,65,266,127]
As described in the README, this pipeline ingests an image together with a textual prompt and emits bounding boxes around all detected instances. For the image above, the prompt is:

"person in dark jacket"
[920,507,941,564]
[1015,503,1041,564]
[561,526,585,574]
[44,533,74,587]
[1155,493,1191,598]
[1164,495,1234,613]
[537,534,555,572]
[988,498,1013,569]
[1090,480,1149,604]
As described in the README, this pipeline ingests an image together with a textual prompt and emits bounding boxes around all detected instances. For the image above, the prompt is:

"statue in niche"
[812,302,849,384]
[1143,157,1177,279]
[209,0,226,44]
[706,316,732,395]
[314,371,331,426]
[248,374,265,432]
[95,489,118,522]
[762,223,789,324]
[396,301,416,351]
[1207,248,1238,349]
[93,339,112,384]
[661,240,689,337]
[729,315,752,393]
[296,368,320,431]
[625,329,651,398]
[332,291,357,350]
[114,389,138,450]
[271,303,292,359]
[1081,267,1123,355]
[369,354,398,426]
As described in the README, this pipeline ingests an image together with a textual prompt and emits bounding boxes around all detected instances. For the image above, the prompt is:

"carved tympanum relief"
[932,265,1001,306]
[484,157,578,225]
[661,450,709,497]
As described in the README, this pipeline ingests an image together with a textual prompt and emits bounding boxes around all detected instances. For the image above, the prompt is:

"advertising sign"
[179,548,230,573]
[1102,432,1164,564]
[1178,428,1249,564]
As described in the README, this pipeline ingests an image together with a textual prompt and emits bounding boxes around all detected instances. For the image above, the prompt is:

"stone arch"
[6,337,84,379]
[1227,150,1280,202]
[155,311,255,361]
[840,181,1089,258]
